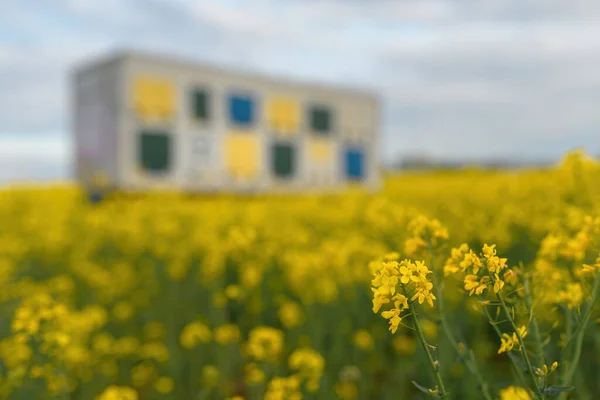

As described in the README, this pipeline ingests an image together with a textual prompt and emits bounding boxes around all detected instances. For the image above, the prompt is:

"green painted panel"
[310,106,331,134]
[192,89,209,120]
[139,131,171,172]
[272,143,295,178]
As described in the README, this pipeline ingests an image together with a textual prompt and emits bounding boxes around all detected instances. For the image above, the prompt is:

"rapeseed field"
[1,150,599,400]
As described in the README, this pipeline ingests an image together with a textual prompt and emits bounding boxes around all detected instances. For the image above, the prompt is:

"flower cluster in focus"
[371,254,436,333]
[445,244,514,295]
[498,326,528,354]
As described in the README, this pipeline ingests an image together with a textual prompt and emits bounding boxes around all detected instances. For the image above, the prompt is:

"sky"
[2,0,600,182]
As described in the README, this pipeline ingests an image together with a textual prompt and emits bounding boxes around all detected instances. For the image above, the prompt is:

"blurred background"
[2,0,600,184]
[3,3,600,400]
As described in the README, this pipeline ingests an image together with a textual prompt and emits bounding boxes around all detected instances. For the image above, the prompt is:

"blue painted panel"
[346,149,364,180]
[229,94,254,126]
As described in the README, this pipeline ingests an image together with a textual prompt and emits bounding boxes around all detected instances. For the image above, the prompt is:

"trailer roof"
[72,48,380,103]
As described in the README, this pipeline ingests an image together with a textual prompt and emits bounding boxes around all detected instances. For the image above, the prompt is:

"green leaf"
[411,381,442,398]
[543,386,575,397]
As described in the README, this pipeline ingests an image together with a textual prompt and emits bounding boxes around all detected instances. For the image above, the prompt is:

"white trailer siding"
[72,58,121,189]
[73,51,380,194]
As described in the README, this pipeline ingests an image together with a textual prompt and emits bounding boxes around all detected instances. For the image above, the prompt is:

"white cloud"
[2,0,600,182]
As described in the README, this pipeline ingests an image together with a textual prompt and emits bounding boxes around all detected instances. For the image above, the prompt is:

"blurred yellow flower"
[392,335,416,355]
[278,301,303,329]
[96,385,138,400]
[201,365,220,387]
[421,320,438,341]
[335,381,358,400]
[140,342,169,363]
[131,363,156,388]
[112,302,135,321]
[353,330,374,351]
[499,386,531,400]
[225,284,242,300]
[180,322,212,349]
[246,326,284,363]
[214,324,241,344]
[153,376,174,394]
[288,347,325,392]
[244,362,265,385]
[264,376,301,400]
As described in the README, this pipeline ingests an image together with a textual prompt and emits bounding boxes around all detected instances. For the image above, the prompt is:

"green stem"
[524,275,546,366]
[560,272,600,395]
[409,301,450,399]
[480,300,528,388]
[497,290,544,399]
[574,370,592,400]
[559,306,573,390]
[428,244,493,400]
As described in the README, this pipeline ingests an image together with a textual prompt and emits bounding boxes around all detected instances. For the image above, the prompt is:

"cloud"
[2,0,600,183]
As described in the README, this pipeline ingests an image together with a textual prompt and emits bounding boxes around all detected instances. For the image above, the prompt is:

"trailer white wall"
[72,51,380,194]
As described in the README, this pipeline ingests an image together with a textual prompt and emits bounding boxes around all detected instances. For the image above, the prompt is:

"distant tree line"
[386,153,554,171]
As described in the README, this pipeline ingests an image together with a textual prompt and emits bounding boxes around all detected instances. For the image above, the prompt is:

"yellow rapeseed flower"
[498,386,531,400]
[264,376,302,400]
[353,330,374,351]
[180,322,212,349]
[278,301,304,329]
[244,362,265,385]
[96,385,138,400]
[245,326,284,363]
[498,326,528,354]
[288,347,325,392]
[214,324,241,344]
[153,376,174,394]
[372,258,435,333]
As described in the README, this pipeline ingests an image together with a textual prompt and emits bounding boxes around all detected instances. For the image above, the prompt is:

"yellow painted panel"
[224,133,260,180]
[266,97,300,135]
[132,76,176,119]
[308,139,333,163]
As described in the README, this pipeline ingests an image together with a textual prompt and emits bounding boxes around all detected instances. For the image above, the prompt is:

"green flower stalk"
[559,266,600,400]
[410,300,449,399]
[429,243,493,400]
[371,254,448,398]
[449,243,545,399]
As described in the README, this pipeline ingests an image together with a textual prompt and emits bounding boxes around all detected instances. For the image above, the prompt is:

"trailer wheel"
[87,189,105,204]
